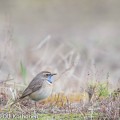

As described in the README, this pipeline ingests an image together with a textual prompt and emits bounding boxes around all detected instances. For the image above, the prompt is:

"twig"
[0,78,13,84]
[55,63,74,82]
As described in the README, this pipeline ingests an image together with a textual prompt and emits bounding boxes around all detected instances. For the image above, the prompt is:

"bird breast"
[29,80,53,101]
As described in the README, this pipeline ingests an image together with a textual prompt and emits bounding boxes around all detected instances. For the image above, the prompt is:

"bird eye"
[46,74,50,76]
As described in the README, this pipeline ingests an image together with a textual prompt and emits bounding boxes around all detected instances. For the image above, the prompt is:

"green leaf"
[98,83,109,97]
[20,61,27,85]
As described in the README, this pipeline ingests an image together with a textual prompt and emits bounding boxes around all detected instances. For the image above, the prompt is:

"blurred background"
[0,0,120,94]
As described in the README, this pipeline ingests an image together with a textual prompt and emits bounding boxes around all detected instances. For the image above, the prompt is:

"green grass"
[20,61,27,85]
[0,113,86,120]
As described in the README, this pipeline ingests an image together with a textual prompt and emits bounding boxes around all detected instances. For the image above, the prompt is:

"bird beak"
[51,73,57,76]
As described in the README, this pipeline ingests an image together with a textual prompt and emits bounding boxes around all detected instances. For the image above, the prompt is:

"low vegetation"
[0,80,119,120]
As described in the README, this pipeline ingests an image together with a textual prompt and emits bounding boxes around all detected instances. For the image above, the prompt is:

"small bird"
[11,71,56,106]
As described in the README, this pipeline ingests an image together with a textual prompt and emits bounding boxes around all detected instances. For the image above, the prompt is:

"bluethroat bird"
[11,71,56,106]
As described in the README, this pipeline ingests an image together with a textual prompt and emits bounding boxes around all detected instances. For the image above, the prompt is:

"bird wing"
[20,74,44,99]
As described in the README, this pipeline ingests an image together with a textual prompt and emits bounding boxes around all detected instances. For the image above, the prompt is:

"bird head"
[41,71,57,83]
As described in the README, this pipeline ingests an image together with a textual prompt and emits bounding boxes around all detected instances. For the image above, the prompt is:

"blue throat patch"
[48,75,53,83]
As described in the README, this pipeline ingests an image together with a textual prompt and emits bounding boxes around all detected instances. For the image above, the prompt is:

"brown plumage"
[11,71,56,106]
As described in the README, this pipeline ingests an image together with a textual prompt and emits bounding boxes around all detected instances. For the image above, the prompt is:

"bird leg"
[34,101,37,110]
[33,101,38,119]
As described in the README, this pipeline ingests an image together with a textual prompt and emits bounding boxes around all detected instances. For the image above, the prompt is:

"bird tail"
[11,98,21,107]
